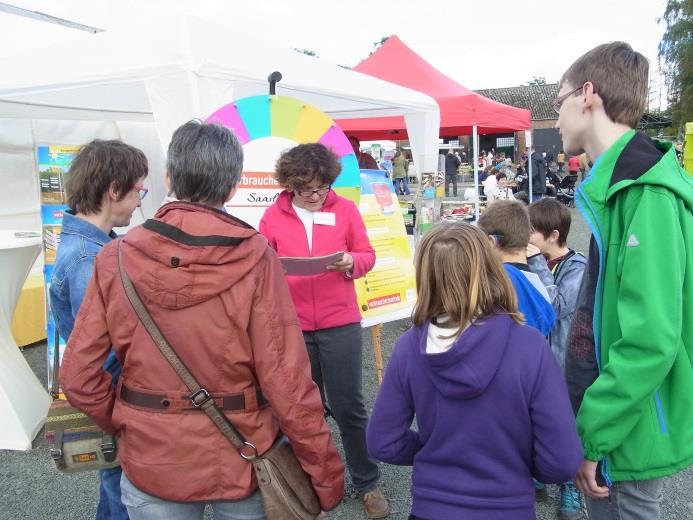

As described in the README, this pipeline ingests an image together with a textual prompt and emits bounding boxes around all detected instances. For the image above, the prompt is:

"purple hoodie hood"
[417,315,514,400]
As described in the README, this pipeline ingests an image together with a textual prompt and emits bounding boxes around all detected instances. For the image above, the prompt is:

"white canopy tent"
[0,13,439,213]
[0,13,439,451]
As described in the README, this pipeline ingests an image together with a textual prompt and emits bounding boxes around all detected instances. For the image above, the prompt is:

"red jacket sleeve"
[248,248,345,510]
[59,256,117,435]
[258,212,278,252]
[346,201,375,279]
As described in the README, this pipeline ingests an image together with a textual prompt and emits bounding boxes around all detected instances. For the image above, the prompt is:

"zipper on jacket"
[654,391,668,434]
[576,163,614,487]
[289,202,318,330]
[601,456,613,488]
[575,182,606,372]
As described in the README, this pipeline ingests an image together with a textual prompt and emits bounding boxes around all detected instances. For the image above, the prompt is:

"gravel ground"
[2,209,691,519]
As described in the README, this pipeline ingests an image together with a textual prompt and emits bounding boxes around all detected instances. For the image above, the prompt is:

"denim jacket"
[49,211,120,378]
[528,250,587,373]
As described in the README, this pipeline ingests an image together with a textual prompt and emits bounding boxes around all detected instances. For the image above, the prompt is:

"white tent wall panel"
[116,120,167,217]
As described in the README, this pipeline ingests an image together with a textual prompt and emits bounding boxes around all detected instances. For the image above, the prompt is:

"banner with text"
[37,145,79,392]
[355,169,416,327]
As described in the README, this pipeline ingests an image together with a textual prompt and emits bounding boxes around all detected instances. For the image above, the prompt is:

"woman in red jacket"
[60,122,344,519]
[260,143,389,519]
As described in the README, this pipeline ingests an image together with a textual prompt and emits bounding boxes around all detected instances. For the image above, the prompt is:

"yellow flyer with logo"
[356,169,416,327]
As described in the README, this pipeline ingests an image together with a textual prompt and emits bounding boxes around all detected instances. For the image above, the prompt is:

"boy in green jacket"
[557,41,693,519]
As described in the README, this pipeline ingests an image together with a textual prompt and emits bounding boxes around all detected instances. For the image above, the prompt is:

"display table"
[12,273,46,347]
[0,231,51,450]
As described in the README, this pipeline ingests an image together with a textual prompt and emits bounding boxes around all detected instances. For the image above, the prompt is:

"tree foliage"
[658,0,693,133]
[526,76,547,86]
[373,36,389,49]
[368,36,389,57]
[293,48,318,58]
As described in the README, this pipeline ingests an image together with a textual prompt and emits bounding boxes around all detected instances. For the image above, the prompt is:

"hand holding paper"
[326,253,353,273]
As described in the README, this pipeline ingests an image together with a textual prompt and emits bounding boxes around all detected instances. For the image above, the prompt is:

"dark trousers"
[445,173,458,197]
[303,323,380,493]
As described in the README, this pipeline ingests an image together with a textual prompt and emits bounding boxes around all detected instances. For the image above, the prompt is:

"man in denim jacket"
[50,140,147,520]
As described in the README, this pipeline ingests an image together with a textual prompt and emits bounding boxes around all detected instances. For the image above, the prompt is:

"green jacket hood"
[605,131,693,210]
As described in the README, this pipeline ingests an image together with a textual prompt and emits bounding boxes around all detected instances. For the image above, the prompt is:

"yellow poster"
[356,169,417,327]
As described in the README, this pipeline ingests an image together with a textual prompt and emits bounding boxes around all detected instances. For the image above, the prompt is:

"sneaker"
[559,482,581,520]
[533,479,549,502]
[362,487,390,519]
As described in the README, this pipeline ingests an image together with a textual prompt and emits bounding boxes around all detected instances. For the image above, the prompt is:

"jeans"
[120,473,265,520]
[303,323,380,493]
[444,174,458,197]
[97,466,129,520]
[530,192,544,202]
[394,177,410,195]
[586,478,664,520]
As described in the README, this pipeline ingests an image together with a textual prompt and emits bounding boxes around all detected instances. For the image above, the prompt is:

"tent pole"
[528,131,533,203]
[473,125,479,221]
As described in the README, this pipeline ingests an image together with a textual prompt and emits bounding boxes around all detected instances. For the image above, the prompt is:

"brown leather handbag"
[117,241,321,520]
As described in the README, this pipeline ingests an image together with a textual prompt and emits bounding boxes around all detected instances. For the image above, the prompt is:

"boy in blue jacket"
[477,200,556,336]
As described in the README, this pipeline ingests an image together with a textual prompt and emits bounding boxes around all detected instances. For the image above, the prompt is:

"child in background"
[367,223,582,520]
[477,200,556,336]
[527,197,587,519]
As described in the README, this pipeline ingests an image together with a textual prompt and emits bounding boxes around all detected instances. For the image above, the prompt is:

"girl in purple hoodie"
[367,223,583,520]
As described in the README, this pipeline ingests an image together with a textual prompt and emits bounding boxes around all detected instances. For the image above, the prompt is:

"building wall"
[516,119,560,154]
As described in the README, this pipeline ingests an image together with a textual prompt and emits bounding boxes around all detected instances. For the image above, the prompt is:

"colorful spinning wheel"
[206,95,360,202]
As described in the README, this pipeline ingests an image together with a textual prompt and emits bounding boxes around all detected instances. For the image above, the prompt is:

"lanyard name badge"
[313,211,336,226]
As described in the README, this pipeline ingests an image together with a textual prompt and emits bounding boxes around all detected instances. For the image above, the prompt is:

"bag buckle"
[190,388,212,408]
[239,441,258,461]
[101,440,117,463]
[49,447,63,460]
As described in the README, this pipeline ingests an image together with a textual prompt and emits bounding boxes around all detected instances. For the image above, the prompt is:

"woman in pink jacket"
[260,143,389,519]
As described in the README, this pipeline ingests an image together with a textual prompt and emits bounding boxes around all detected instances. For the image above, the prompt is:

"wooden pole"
[371,323,384,385]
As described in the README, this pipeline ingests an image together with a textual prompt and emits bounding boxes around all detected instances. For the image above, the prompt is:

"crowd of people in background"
[350,134,591,206]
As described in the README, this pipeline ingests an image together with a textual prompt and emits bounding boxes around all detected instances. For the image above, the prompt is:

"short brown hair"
[477,200,531,252]
[66,140,148,214]
[412,223,522,330]
[561,41,648,128]
[274,143,341,190]
[529,198,571,247]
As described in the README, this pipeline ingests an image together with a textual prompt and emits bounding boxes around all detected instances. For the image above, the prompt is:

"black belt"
[120,384,267,412]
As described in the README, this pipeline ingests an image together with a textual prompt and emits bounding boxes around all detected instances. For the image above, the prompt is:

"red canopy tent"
[337,35,531,140]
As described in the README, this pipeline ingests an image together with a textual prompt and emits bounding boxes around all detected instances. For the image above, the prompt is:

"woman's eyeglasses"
[295,185,331,198]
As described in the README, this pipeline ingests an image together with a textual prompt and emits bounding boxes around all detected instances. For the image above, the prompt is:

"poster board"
[355,170,416,327]
[36,145,78,392]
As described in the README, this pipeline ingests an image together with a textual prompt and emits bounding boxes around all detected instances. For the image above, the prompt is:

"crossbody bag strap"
[116,240,260,460]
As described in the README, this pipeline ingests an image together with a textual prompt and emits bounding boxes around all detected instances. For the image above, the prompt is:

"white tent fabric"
[0,14,439,208]
[0,232,49,451]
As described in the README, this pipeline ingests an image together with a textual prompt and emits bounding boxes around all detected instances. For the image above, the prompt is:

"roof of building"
[475,83,559,121]
[475,83,673,130]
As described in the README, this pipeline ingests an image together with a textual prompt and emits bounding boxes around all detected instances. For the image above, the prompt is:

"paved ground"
[2,209,692,519]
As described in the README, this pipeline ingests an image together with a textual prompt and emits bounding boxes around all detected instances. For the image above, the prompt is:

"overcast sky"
[0,0,669,107]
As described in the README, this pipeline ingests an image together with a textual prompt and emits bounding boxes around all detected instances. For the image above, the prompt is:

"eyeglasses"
[295,185,331,198]
[134,184,149,200]
[552,85,584,114]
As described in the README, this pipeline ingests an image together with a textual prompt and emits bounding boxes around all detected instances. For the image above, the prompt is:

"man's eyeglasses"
[295,185,331,198]
[134,184,149,200]
[552,85,583,114]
